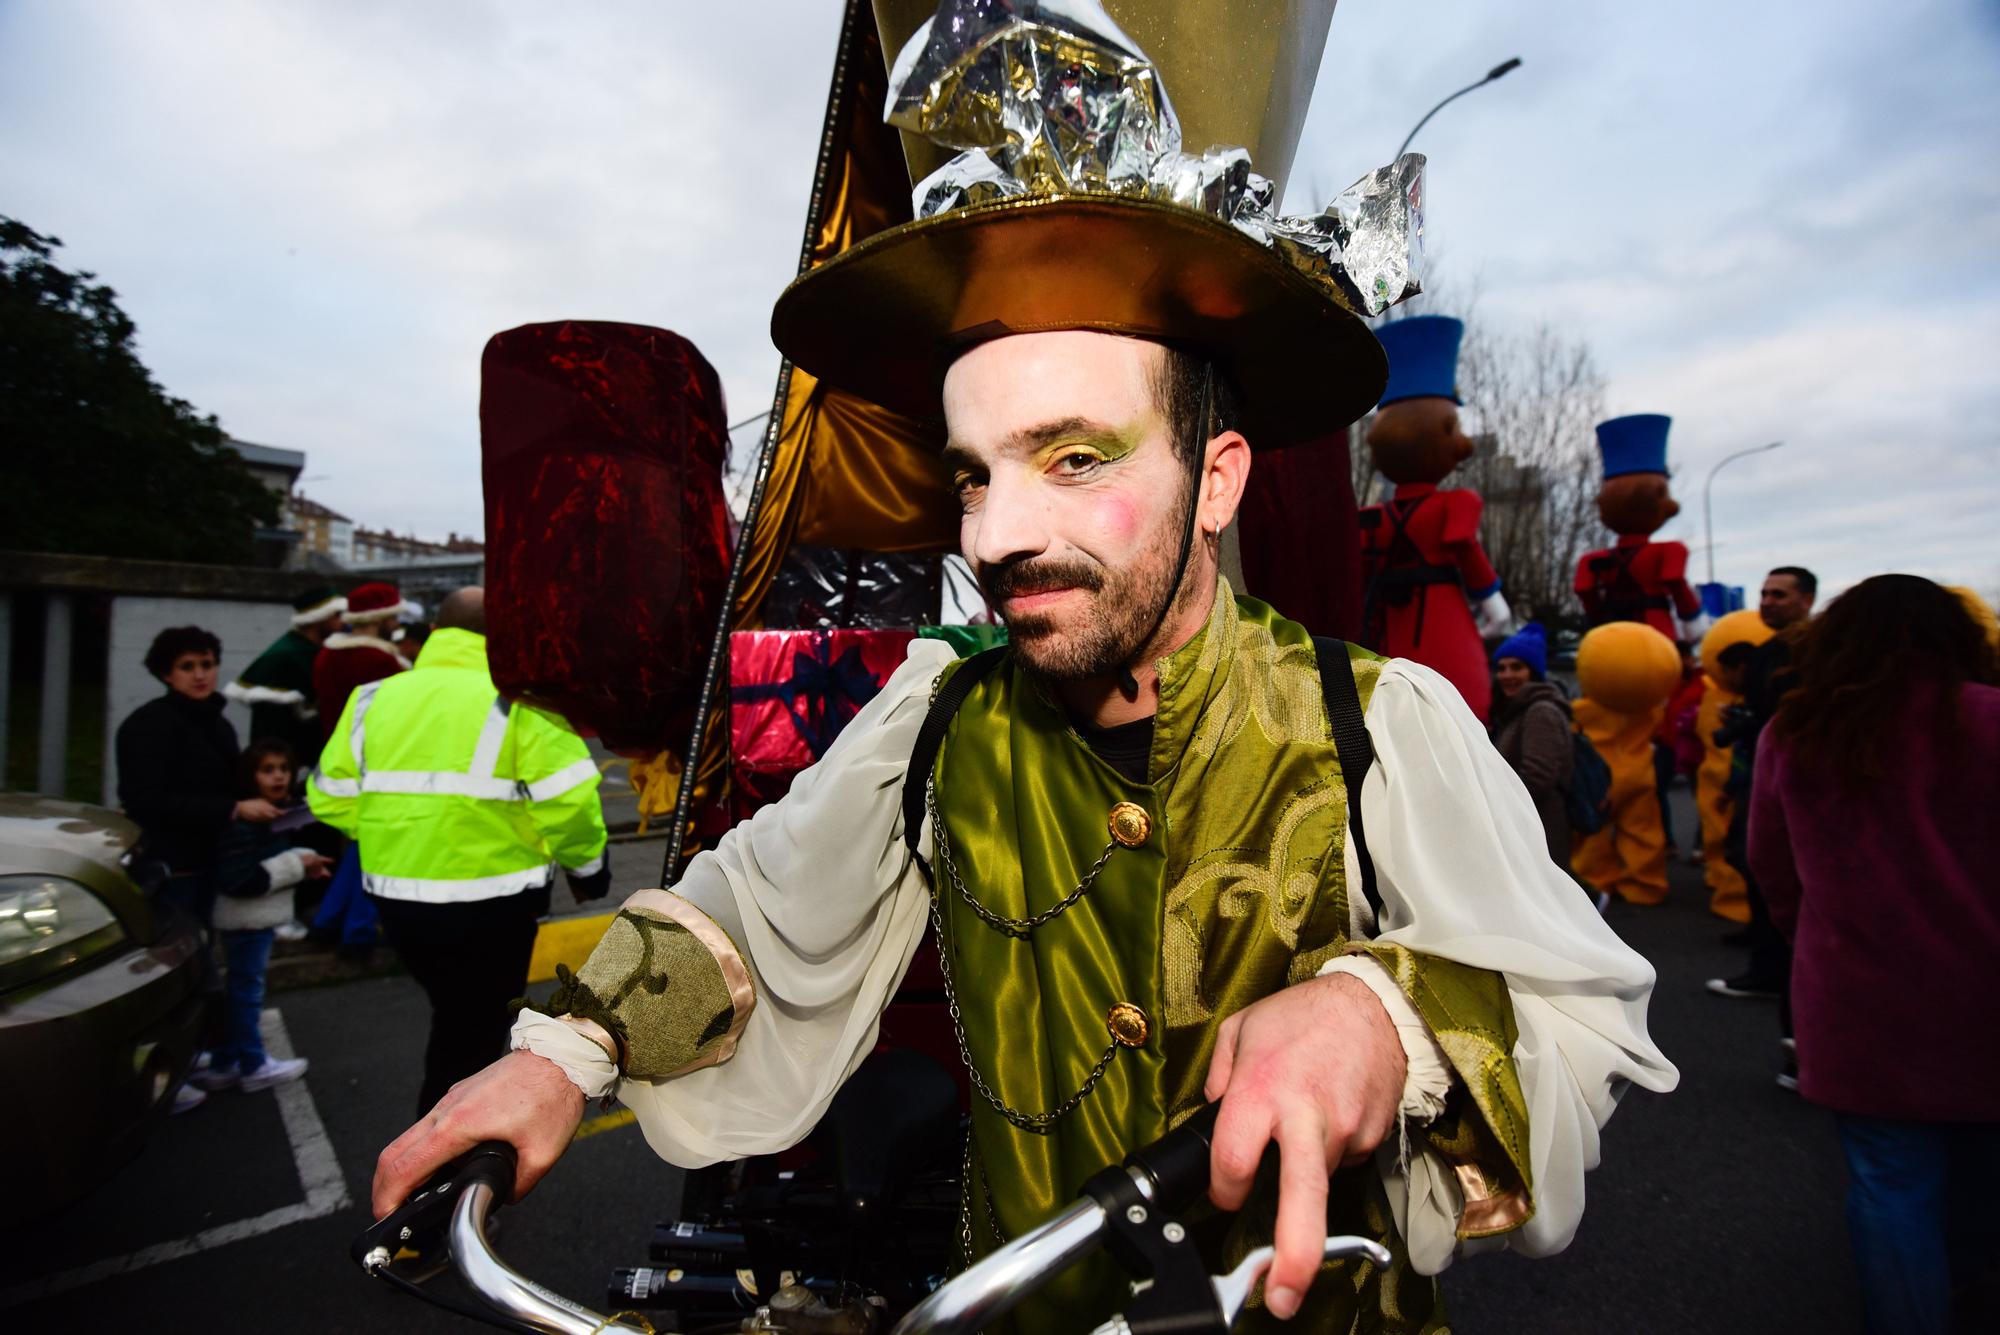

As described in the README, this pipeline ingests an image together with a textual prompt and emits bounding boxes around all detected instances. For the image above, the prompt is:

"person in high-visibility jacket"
[308,586,609,1111]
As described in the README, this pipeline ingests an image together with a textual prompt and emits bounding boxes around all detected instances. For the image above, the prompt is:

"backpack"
[1566,729,1613,834]
[900,637,1385,922]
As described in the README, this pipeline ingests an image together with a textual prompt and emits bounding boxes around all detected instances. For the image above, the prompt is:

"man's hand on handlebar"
[372,1050,588,1219]
[1202,972,1406,1321]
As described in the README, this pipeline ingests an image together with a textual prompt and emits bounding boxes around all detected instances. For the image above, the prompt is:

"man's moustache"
[979,559,1106,604]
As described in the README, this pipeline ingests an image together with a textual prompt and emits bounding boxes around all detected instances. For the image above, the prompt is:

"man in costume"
[313,579,413,736]
[1574,415,1704,641]
[1358,314,1510,721]
[372,6,1673,1331]
[224,586,345,761]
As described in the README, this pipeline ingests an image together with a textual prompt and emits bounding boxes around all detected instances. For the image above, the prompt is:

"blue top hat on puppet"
[1492,622,1548,679]
[1596,413,1672,478]
[1375,315,1464,407]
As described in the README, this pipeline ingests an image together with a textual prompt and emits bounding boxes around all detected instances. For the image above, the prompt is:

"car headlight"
[0,874,126,969]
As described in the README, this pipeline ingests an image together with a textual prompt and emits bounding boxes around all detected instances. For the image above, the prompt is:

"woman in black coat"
[115,626,280,925]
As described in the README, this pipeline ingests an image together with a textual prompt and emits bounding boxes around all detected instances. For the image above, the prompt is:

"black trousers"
[372,888,546,1114]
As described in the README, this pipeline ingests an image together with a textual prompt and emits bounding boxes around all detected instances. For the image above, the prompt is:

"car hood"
[0,795,140,872]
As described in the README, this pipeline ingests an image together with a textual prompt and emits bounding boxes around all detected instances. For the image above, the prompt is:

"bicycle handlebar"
[358,1105,1389,1335]
[890,1103,1225,1335]
[354,1141,647,1335]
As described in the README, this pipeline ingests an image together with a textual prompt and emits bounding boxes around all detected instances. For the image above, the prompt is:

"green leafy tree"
[0,215,278,564]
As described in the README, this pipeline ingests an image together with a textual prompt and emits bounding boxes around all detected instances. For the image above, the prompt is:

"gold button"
[1107,1002,1150,1048]
[1108,801,1152,848]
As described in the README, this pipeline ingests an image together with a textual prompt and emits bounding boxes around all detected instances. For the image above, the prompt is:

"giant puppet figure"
[1572,620,1685,905]
[372,6,1675,1334]
[1357,315,1510,721]
[1575,414,1703,641]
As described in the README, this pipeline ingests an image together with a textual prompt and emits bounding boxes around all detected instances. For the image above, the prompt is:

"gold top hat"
[772,0,1422,448]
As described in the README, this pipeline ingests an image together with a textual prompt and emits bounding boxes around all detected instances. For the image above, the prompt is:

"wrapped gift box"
[730,628,917,815]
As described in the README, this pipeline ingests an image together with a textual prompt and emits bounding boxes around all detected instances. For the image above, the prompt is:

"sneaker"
[193,1049,215,1073]
[1776,1036,1800,1092]
[192,1064,243,1092]
[170,1083,208,1115]
[1705,973,1781,1000]
[274,919,310,943]
[239,1056,309,1092]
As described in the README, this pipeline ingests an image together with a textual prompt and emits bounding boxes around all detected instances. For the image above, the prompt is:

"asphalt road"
[3,791,1880,1334]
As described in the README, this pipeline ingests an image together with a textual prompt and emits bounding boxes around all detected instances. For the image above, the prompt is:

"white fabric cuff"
[511,1010,619,1101]
[1318,955,1453,1123]
[259,849,307,891]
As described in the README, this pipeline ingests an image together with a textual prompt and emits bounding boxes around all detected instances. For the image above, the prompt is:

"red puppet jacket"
[1357,482,1501,720]
[1575,535,1702,641]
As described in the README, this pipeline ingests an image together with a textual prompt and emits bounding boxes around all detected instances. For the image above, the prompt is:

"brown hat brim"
[770,194,1386,451]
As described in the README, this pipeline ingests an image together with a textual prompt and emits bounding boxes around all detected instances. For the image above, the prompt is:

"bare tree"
[1356,282,1605,627]
[1456,321,1605,625]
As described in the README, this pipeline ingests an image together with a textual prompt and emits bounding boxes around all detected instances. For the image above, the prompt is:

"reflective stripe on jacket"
[306,627,608,904]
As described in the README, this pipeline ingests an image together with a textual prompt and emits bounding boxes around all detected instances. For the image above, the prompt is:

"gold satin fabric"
[930,584,1532,1333]
[679,3,957,844]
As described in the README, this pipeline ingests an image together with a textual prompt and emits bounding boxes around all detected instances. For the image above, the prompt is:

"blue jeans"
[1836,1113,2000,1334]
[215,929,275,1075]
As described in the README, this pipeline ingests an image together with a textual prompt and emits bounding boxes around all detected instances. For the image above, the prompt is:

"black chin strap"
[1117,365,1215,699]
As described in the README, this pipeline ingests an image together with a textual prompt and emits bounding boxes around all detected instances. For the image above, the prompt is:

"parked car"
[0,794,206,1221]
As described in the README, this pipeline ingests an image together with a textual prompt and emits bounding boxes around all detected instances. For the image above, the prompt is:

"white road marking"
[1,1008,352,1307]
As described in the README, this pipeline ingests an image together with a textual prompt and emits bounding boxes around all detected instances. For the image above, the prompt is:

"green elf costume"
[225,586,346,760]
[513,3,1675,1331]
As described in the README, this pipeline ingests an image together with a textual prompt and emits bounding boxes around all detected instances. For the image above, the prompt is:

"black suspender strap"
[1312,636,1384,924]
[900,646,1010,873]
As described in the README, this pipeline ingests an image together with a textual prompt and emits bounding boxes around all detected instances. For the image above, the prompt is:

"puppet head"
[1699,608,1774,691]
[1366,315,1473,486]
[1576,620,1681,713]
[1594,414,1679,537]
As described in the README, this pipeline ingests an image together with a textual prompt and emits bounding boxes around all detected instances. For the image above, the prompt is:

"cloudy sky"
[5,0,1997,600]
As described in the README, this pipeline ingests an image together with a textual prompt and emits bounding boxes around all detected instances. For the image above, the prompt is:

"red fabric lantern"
[481,321,732,756]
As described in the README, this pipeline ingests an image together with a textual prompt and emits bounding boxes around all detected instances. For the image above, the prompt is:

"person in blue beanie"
[1488,624,1576,871]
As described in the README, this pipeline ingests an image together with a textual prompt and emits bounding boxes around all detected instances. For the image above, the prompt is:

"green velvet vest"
[928,585,1531,1334]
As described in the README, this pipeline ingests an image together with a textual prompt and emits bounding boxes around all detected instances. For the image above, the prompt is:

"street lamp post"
[1702,441,1784,587]
[1396,57,1523,161]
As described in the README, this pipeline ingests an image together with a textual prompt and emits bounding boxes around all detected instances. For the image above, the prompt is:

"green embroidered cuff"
[522,891,755,1081]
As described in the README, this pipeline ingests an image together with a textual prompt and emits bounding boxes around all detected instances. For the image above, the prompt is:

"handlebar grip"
[457,1140,519,1199]
[1124,1102,1220,1215]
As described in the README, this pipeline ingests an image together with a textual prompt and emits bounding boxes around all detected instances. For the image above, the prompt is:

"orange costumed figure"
[1575,414,1704,642]
[1358,315,1511,720]
[1695,610,1774,922]
[1571,620,1683,905]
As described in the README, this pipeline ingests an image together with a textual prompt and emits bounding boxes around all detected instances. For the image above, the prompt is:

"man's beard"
[976,487,1196,681]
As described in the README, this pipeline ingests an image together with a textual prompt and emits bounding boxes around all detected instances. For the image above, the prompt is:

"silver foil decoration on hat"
[886,0,1424,315]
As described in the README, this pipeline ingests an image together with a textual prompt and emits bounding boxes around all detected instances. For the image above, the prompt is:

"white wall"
[103,595,296,806]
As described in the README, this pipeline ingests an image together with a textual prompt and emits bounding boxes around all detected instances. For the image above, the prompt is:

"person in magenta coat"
[1748,573,2000,1335]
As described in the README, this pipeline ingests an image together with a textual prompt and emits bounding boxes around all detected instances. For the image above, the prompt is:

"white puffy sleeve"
[513,639,956,1167]
[1351,658,1679,1272]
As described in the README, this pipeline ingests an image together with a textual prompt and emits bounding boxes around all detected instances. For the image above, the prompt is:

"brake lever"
[351,1141,518,1276]
[1209,1235,1393,1326]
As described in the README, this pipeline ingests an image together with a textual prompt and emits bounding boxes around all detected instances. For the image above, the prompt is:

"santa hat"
[290,587,346,628]
[343,581,415,623]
